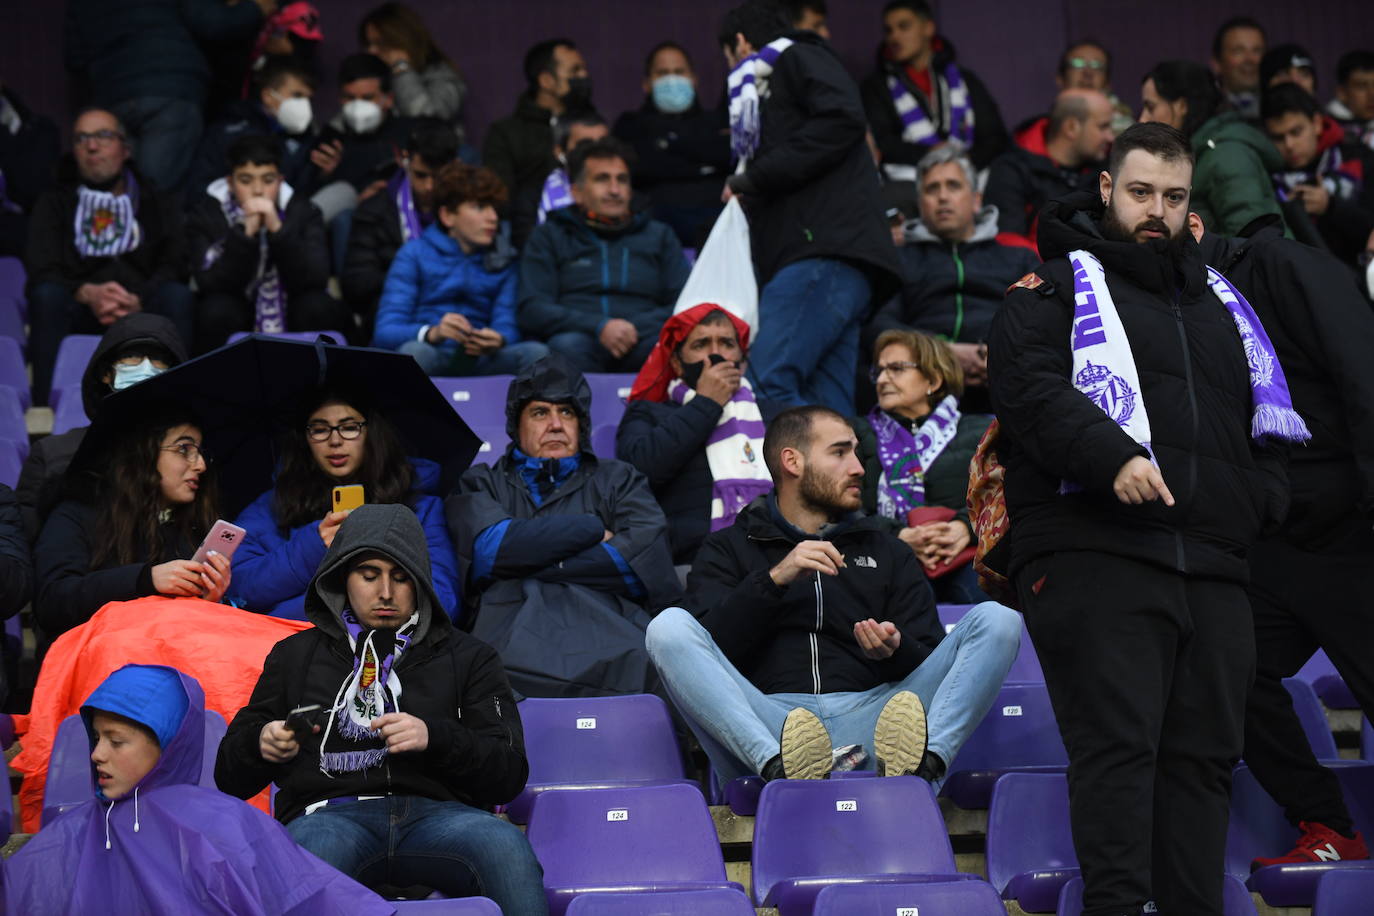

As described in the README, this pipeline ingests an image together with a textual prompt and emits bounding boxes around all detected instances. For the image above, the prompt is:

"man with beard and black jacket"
[14,312,186,542]
[447,355,679,699]
[647,405,1020,785]
[719,1,903,415]
[1195,216,1374,869]
[216,504,548,914]
[988,122,1301,916]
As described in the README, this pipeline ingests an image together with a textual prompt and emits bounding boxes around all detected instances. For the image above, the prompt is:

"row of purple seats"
[0,257,24,353]
[49,334,99,411]
[0,337,28,408]
[1313,868,1374,915]
[938,602,1044,683]
[1297,650,1361,710]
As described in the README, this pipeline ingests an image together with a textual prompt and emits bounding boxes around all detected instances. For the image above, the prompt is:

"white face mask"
[112,358,164,390]
[274,95,313,135]
[342,98,384,134]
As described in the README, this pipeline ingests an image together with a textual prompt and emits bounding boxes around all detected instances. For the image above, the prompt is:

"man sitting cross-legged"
[646,405,1020,785]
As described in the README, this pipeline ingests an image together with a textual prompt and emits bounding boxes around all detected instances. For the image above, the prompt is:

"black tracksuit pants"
[1242,522,1374,835]
[1017,550,1254,916]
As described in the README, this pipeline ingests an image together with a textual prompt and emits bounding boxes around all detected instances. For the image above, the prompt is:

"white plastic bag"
[672,197,758,338]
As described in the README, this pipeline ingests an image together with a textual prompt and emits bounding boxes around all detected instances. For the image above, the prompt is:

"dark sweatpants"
[1017,550,1254,916]
[1242,523,1374,834]
[194,289,353,354]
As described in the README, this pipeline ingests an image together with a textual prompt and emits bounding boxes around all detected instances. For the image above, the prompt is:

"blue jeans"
[399,338,550,375]
[109,97,203,192]
[545,329,657,374]
[285,795,547,914]
[645,602,1021,788]
[747,257,871,414]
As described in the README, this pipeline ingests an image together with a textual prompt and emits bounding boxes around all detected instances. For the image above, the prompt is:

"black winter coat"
[988,193,1289,583]
[483,95,557,235]
[732,32,901,303]
[686,496,943,695]
[983,146,1099,237]
[0,87,59,256]
[340,189,405,320]
[301,115,414,193]
[186,189,330,301]
[613,101,730,210]
[184,101,317,202]
[1200,222,1374,548]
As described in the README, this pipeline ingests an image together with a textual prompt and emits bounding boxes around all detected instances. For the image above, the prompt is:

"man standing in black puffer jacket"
[988,123,1300,916]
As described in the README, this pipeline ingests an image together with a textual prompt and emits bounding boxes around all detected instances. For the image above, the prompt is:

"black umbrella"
[69,335,481,516]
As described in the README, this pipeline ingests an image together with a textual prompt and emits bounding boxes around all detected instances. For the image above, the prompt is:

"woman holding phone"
[34,412,231,638]
[229,390,461,621]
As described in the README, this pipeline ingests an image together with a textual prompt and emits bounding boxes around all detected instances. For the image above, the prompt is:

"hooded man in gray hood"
[447,354,679,699]
[216,503,547,913]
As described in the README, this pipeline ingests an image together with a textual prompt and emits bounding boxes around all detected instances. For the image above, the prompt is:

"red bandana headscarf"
[627,303,752,403]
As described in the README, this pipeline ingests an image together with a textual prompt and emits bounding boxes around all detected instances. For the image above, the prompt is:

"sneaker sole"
[873,690,927,777]
[780,708,832,780]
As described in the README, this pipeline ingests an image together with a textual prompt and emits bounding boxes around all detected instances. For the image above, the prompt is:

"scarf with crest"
[319,608,419,775]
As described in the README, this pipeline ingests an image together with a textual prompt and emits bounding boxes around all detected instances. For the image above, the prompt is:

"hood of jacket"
[1193,111,1284,172]
[503,353,594,450]
[905,204,1003,245]
[80,312,188,418]
[80,665,204,798]
[736,493,884,545]
[304,503,446,645]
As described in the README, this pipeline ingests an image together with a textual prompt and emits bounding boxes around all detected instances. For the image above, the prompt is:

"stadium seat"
[431,376,514,430]
[584,373,635,430]
[525,783,741,916]
[938,603,1042,683]
[0,337,29,407]
[565,888,755,915]
[1282,677,1341,760]
[392,898,502,914]
[942,682,1068,809]
[506,694,691,824]
[1227,761,1374,907]
[751,776,973,915]
[1313,867,1374,915]
[200,710,227,789]
[0,257,25,303]
[0,438,23,487]
[986,773,1080,913]
[0,386,27,456]
[1296,650,1359,710]
[813,878,1006,915]
[0,295,24,350]
[591,423,617,459]
[467,425,510,466]
[49,335,100,408]
[1055,875,1257,915]
[50,386,90,435]
[225,330,347,346]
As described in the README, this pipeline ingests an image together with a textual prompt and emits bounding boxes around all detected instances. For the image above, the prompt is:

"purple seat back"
[225,330,347,346]
[942,682,1068,809]
[1282,677,1340,760]
[525,784,730,916]
[51,386,91,435]
[1314,867,1374,915]
[565,888,755,915]
[986,773,1079,912]
[200,710,227,788]
[432,376,514,429]
[0,257,25,302]
[814,878,1006,915]
[592,423,617,459]
[584,373,635,430]
[1056,875,1257,916]
[0,296,24,351]
[42,714,91,826]
[467,425,510,466]
[0,438,21,487]
[392,898,503,914]
[1295,650,1359,709]
[751,776,958,906]
[0,338,28,408]
[0,386,25,450]
[507,694,685,824]
[50,335,101,406]
[939,603,1042,683]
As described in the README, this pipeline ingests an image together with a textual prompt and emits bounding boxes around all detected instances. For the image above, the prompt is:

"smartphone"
[332,484,365,512]
[191,520,247,565]
[285,704,322,737]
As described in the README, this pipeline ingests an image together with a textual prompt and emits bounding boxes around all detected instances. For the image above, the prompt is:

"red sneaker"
[1251,821,1371,870]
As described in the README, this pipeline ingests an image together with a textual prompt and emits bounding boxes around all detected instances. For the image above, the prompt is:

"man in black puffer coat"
[989,123,1289,916]
[1198,218,1374,869]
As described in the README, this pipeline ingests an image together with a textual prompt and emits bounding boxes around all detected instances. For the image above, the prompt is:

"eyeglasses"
[306,420,367,442]
[161,442,211,465]
[75,129,125,146]
[1065,57,1106,71]
[869,361,923,383]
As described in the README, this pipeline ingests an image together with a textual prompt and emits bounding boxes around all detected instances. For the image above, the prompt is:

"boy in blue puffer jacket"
[373,163,549,375]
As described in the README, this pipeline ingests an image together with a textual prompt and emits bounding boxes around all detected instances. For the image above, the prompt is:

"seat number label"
[836,799,858,812]
[606,809,628,821]
[576,718,597,729]
[1002,705,1023,716]
[451,391,471,401]
[896,908,919,916]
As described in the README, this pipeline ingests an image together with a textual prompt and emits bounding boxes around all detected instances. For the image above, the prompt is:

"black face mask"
[563,77,594,111]
[680,352,729,389]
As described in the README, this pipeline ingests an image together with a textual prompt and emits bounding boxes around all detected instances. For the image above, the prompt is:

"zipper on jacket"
[810,576,823,694]
[951,243,966,341]
[1171,297,1198,573]
[599,239,610,317]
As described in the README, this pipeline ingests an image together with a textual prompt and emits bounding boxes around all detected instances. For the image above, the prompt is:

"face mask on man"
[274,95,313,135]
[563,77,594,111]
[652,75,695,114]
[112,358,165,391]
[342,98,384,134]
[679,352,730,389]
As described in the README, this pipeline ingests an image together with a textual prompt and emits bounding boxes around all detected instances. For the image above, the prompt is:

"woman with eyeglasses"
[34,411,228,638]
[852,329,993,603]
[228,390,461,621]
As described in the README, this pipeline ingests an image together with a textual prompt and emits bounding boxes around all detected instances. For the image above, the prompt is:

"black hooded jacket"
[15,313,188,540]
[684,495,944,696]
[1199,220,1374,548]
[186,188,331,302]
[988,192,1289,583]
[216,503,528,825]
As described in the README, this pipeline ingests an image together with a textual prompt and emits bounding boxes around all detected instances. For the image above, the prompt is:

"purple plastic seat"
[1227,761,1374,907]
[199,710,227,788]
[507,694,689,825]
[0,338,28,408]
[942,682,1068,809]
[1313,867,1374,915]
[1296,650,1360,710]
[50,386,90,435]
[591,423,618,459]
[467,425,510,466]
[49,335,101,408]
[225,330,347,346]
[392,898,502,914]
[584,372,635,430]
[813,878,1006,915]
[752,776,972,915]
[565,888,755,915]
[1055,875,1257,916]
[431,376,514,429]
[1282,676,1340,760]
[525,783,741,916]
[0,387,27,456]
[0,438,22,487]
[986,773,1080,913]
[0,296,24,350]
[939,603,1041,682]
[0,257,25,303]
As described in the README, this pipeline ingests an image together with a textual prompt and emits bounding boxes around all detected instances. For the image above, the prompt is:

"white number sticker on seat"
[836,799,858,812]
[451,391,471,401]
[896,908,919,916]
[576,718,597,729]
[606,809,628,821]
[1002,705,1023,716]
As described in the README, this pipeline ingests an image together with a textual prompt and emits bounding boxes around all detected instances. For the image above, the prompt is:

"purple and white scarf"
[668,377,771,530]
[726,37,794,163]
[202,177,291,333]
[319,608,419,775]
[1272,145,1360,203]
[390,170,426,243]
[73,171,142,258]
[1068,250,1310,462]
[537,167,573,224]
[886,62,974,149]
[867,395,962,519]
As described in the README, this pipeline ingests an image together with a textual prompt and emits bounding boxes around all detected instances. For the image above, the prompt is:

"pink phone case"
[192,520,248,565]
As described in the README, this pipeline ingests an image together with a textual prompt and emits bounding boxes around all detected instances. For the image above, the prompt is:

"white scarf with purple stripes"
[726,37,794,163]
[668,377,771,531]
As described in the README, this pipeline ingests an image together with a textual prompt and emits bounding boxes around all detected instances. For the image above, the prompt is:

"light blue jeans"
[645,601,1021,787]
[399,337,549,375]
